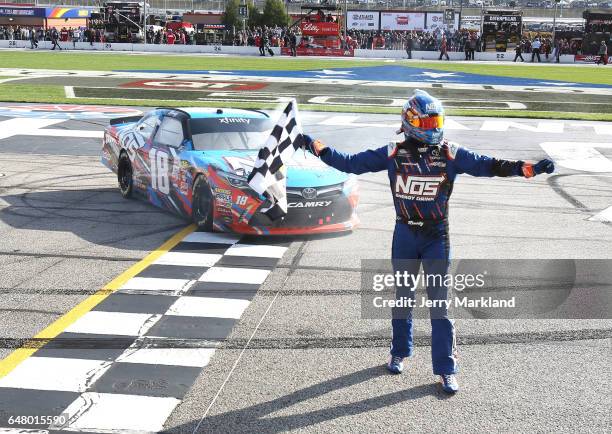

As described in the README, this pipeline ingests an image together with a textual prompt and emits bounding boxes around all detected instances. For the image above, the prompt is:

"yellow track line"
[0,224,196,378]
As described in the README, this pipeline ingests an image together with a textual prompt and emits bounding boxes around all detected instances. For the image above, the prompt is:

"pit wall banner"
[380,12,425,31]
[347,11,379,31]
[574,54,608,63]
[0,40,579,63]
[426,12,461,31]
[282,47,354,57]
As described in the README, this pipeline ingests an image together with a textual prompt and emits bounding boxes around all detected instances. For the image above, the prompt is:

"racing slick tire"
[192,175,214,231]
[117,152,133,199]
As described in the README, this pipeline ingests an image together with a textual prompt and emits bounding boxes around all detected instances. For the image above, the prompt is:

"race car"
[101,107,360,235]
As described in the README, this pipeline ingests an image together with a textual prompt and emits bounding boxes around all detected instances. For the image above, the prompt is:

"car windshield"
[190,116,273,151]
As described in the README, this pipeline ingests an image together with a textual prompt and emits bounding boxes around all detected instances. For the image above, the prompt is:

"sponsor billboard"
[0,7,45,17]
[45,7,92,18]
[380,12,425,31]
[484,14,521,23]
[347,10,379,31]
[300,21,339,36]
[426,12,460,30]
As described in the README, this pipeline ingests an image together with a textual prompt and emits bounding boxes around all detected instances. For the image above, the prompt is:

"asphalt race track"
[0,103,611,432]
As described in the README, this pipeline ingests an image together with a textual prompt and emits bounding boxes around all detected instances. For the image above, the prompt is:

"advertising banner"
[300,22,339,36]
[484,15,521,23]
[347,11,379,31]
[380,12,425,31]
[45,7,92,19]
[574,54,607,63]
[282,47,354,57]
[426,12,460,30]
[0,7,45,17]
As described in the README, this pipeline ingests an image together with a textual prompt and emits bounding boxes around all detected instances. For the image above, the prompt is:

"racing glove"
[302,134,328,157]
[521,159,555,178]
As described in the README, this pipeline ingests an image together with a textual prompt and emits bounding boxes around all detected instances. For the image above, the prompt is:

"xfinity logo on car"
[219,117,250,124]
[288,201,332,208]
[425,102,443,112]
[302,187,317,199]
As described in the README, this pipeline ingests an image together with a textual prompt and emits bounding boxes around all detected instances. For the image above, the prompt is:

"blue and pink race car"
[101,107,359,235]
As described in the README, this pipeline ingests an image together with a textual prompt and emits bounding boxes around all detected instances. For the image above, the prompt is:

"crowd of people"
[0,23,608,63]
[345,28,478,52]
[0,25,107,45]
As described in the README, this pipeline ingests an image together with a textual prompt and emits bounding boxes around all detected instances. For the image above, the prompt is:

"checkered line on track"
[0,230,289,432]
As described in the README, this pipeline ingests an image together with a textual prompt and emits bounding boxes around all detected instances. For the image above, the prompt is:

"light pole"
[143,1,147,45]
[343,0,347,39]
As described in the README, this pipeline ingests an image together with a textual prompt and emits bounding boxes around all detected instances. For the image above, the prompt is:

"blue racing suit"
[318,138,527,375]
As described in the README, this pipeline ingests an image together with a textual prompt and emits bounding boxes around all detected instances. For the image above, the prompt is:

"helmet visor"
[406,113,444,130]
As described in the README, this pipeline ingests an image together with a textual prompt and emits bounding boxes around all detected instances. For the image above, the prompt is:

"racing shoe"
[386,355,404,374]
[439,374,459,394]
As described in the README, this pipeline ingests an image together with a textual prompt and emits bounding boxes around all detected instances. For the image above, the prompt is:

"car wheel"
[192,175,214,231]
[117,152,133,199]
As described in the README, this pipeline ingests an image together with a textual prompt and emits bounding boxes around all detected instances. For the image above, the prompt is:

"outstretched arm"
[303,135,388,174]
[446,142,554,178]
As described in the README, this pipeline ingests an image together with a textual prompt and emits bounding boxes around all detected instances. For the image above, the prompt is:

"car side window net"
[154,117,184,148]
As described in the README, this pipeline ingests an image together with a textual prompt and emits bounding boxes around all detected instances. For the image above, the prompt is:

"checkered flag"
[248,100,305,220]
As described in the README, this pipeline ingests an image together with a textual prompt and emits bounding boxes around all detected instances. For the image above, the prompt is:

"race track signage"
[347,11,380,31]
[300,22,339,36]
[426,12,460,30]
[484,15,521,23]
[380,12,425,31]
[281,47,354,57]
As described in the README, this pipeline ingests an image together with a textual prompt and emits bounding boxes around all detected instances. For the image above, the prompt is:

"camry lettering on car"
[288,201,333,208]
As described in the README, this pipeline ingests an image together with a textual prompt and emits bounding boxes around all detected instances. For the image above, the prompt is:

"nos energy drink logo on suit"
[395,175,445,201]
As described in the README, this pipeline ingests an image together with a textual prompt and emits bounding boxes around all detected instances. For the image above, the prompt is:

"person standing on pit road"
[406,33,413,59]
[438,36,450,61]
[514,40,524,62]
[468,35,477,60]
[50,28,62,50]
[289,31,297,57]
[597,41,608,66]
[29,28,38,49]
[258,31,266,56]
[531,37,542,62]
[302,90,555,394]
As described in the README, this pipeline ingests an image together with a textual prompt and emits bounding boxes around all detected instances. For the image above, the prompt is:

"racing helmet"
[401,90,445,145]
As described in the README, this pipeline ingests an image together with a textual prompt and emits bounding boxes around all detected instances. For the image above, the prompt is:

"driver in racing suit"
[303,90,555,394]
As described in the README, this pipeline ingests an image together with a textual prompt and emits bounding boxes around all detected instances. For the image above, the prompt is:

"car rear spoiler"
[109,115,143,126]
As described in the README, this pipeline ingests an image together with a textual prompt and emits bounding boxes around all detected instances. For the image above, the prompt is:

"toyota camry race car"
[101,107,359,235]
